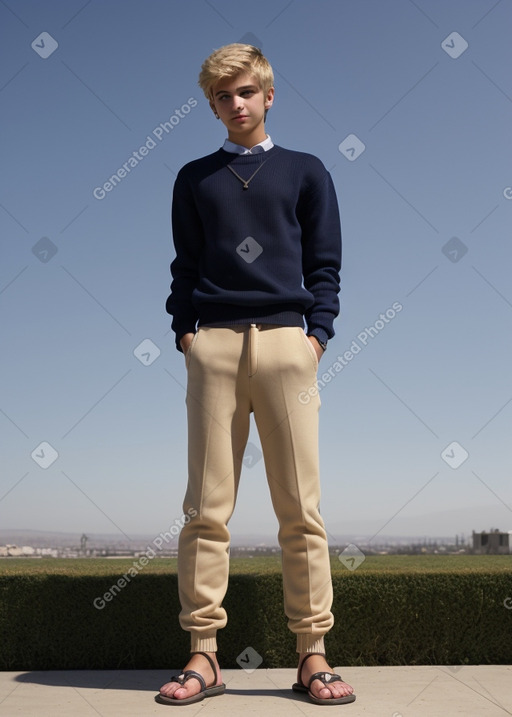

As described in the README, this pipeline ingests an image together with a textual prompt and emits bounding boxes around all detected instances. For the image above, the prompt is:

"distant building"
[0,544,36,557]
[472,528,511,554]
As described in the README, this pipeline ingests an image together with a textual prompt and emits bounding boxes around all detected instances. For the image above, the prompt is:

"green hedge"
[1,560,511,670]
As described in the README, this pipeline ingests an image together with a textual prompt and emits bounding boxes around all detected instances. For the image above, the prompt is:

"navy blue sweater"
[166,145,342,351]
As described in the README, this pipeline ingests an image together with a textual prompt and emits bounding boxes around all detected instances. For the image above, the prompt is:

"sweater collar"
[222,134,274,155]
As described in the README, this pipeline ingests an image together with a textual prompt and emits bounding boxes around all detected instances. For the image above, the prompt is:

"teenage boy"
[157,43,355,707]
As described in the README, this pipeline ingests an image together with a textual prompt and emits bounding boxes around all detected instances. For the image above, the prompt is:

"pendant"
[243,184,249,190]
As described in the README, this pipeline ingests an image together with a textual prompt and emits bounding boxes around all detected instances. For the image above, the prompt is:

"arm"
[299,169,342,348]
[165,169,204,352]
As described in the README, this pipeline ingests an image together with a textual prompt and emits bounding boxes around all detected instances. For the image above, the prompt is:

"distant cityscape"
[1,528,510,558]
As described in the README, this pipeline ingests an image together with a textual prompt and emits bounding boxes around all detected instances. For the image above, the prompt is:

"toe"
[311,678,353,701]
[159,682,178,697]
[158,683,191,701]
[317,684,332,699]
[336,681,354,698]
[310,679,332,700]
[331,680,353,698]
[172,686,188,699]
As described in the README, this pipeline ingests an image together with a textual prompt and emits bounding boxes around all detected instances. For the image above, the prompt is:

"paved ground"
[0,666,511,716]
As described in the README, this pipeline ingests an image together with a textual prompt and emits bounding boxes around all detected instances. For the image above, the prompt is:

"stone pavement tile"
[0,670,161,716]
[436,665,512,716]
[0,666,510,716]
[351,666,512,717]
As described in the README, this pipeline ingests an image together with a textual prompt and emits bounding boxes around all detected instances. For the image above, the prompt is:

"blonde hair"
[198,43,274,100]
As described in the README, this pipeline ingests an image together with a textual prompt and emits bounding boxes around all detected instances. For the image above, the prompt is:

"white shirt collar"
[222,134,274,155]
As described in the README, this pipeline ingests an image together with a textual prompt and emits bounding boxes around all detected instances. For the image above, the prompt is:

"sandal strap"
[169,669,206,691]
[297,652,326,688]
[169,652,218,692]
[191,651,218,684]
[308,671,343,690]
[297,653,345,690]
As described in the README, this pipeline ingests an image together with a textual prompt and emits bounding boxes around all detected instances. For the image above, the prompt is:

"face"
[210,72,274,143]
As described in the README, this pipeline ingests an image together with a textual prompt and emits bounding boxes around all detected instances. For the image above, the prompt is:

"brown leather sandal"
[292,652,356,705]
[155,651,226,706]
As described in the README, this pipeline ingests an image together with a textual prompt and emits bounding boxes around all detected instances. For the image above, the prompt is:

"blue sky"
[1,0,511,545]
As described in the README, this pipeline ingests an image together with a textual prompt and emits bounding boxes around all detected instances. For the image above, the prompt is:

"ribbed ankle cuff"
[191,634,218,653]
[296,634,326,654]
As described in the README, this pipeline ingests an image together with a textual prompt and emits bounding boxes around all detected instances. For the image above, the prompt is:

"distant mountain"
[1,502,510,549]
[325,503,512,543]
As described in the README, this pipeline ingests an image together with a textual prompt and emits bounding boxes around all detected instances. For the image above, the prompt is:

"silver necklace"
[227,159,269,190]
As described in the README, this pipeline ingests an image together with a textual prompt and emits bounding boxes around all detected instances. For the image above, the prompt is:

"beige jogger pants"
[177,324,334,654]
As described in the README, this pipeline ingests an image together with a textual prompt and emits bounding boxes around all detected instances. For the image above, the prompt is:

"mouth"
[233,115,249,121]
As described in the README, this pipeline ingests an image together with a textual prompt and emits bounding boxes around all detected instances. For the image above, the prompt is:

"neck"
[227,128,267,149]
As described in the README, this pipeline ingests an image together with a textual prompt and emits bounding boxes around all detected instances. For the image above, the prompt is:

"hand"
[308,335,324,362]
[179,332,195,355]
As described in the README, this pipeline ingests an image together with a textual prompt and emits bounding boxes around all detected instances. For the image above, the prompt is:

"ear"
[264,86,275,109]
[209,101,219,118]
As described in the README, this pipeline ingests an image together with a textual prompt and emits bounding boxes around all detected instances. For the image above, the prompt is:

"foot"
[298,653,354,701]
[159,652,222,702]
